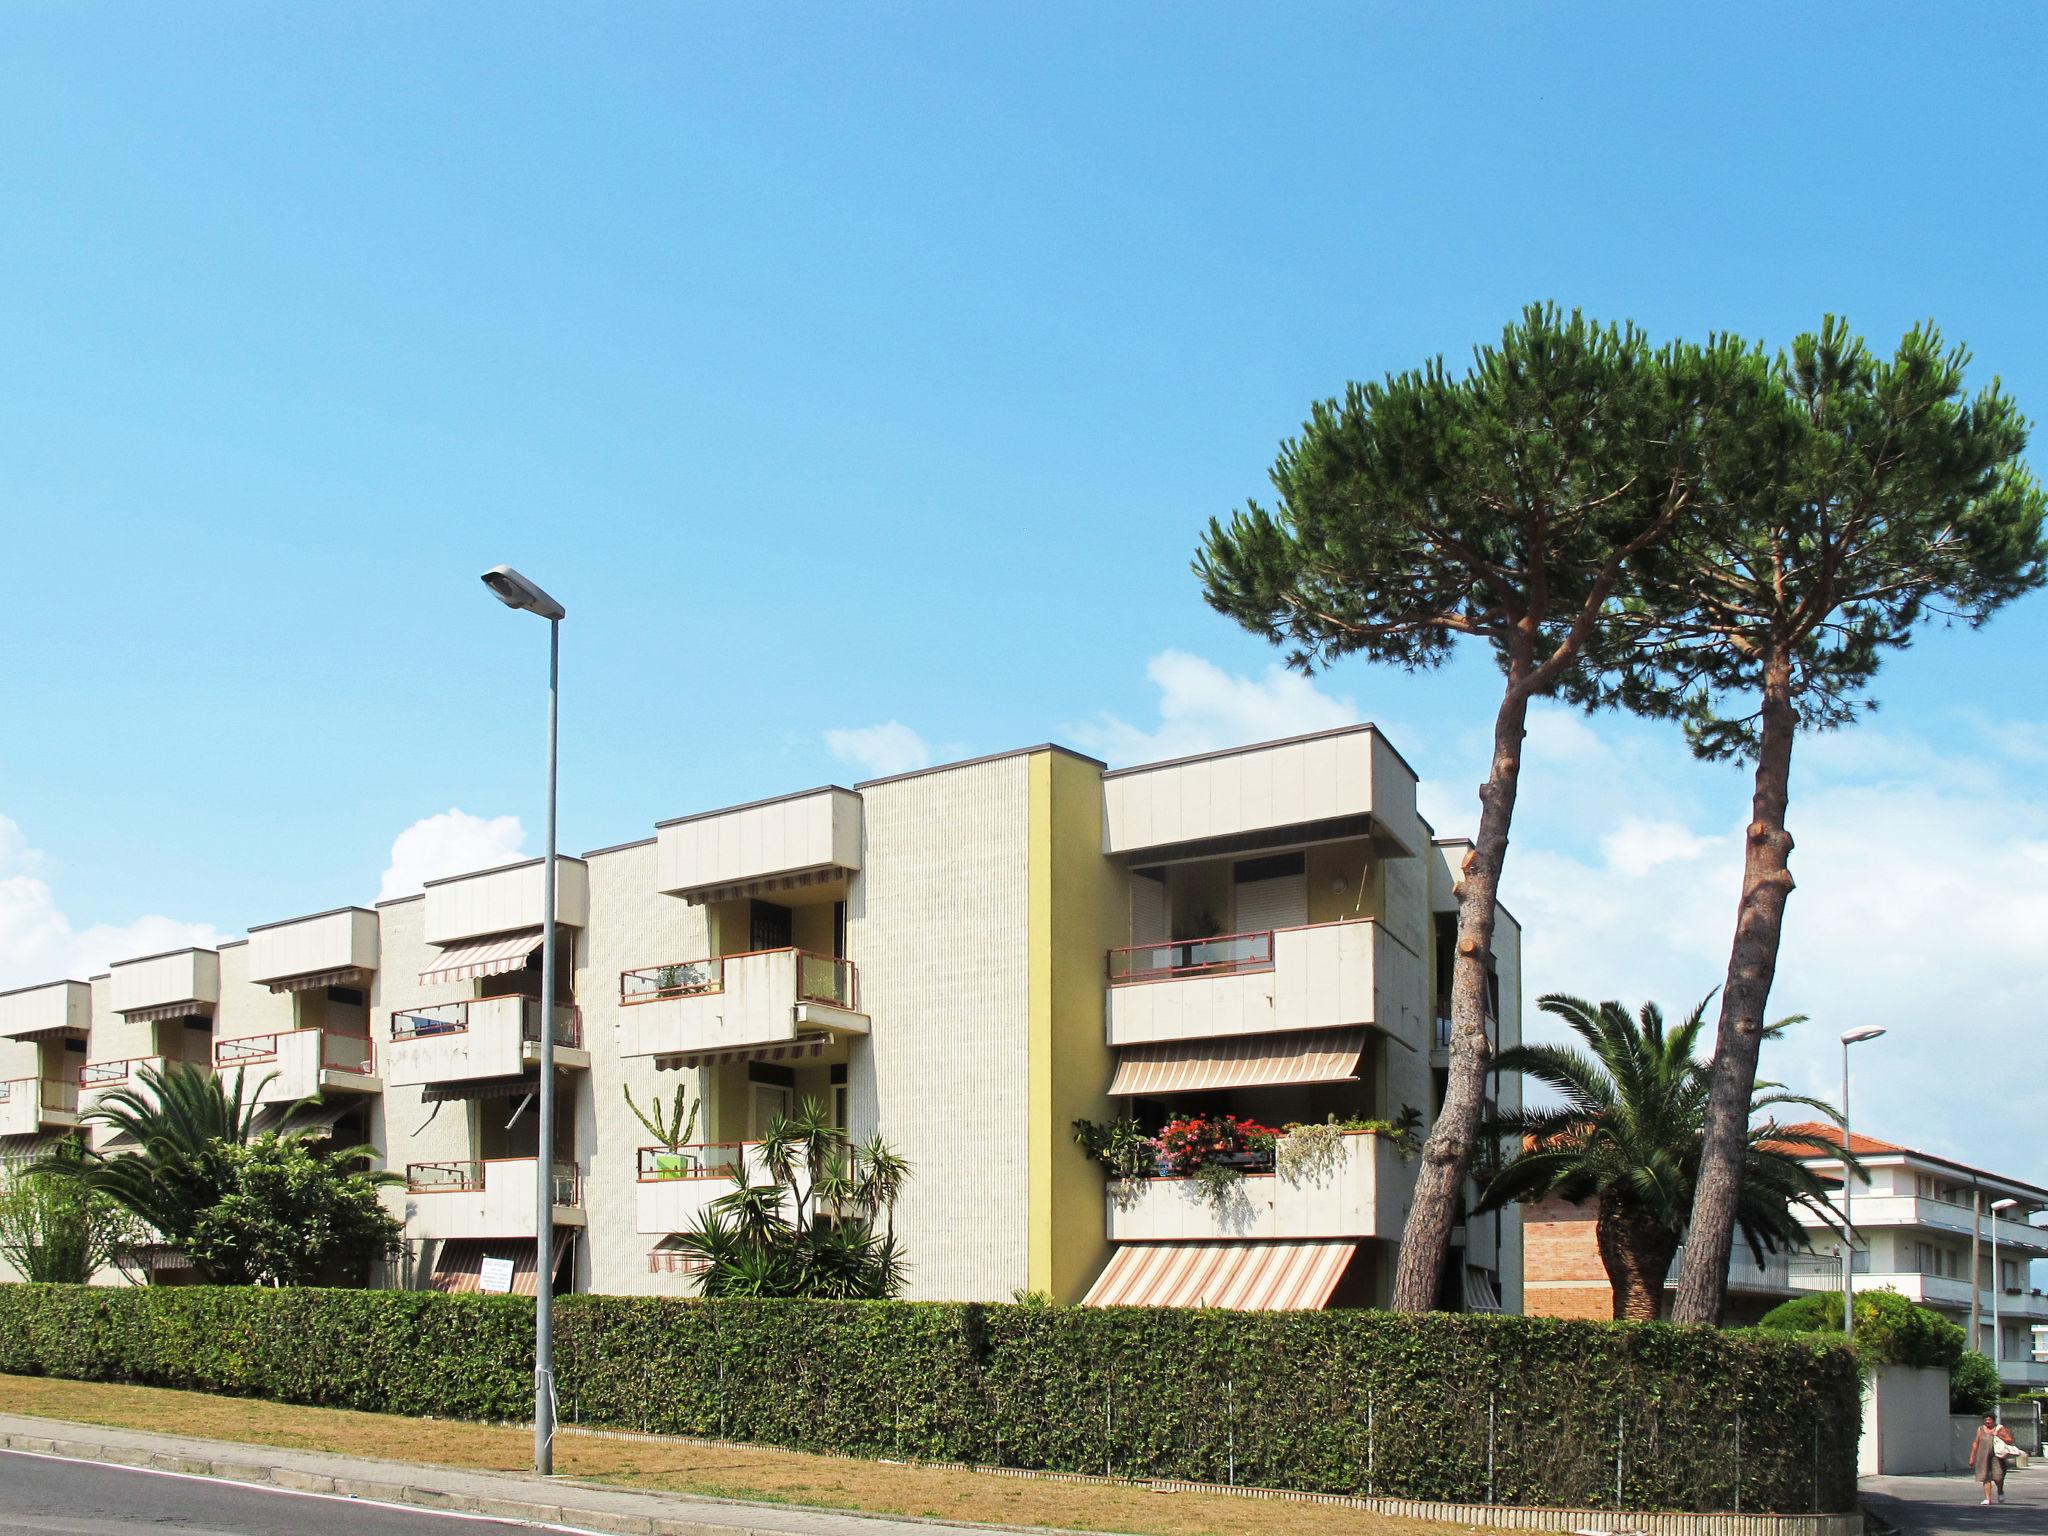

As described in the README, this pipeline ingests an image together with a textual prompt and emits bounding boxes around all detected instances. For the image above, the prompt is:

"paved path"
[1862,1467,2043,1534]
[0,1448,549,1533]
[0,1412,1039,1536]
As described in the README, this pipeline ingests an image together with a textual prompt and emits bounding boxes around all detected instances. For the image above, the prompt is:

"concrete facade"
[0,724,1523,1313]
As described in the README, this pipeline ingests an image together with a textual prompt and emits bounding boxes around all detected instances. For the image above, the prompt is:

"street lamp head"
[481,565,566,621]
[1993,1197,2021,1213]
[1840,1026,1887,1046]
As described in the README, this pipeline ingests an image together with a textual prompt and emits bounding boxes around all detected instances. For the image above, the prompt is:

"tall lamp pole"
[1991,1196,2020,1424]
[1839,1027,1886,1336]
[482,564,566,1477]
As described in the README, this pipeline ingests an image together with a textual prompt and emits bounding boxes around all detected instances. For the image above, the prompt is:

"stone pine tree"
[1196,305,1774,1312]
[1615,320,2047,1326]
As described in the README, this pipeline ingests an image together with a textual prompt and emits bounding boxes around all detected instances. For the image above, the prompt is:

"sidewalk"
[1861,1468,2041,1535]
[0,1411,1052,1536]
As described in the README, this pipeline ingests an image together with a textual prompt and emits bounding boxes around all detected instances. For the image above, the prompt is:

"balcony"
[213,1028,379,1105]
[403,1158,585,1241]
[1101,725,1424,861]
[383,997,588,1088]
[246,906,379,992]
[110,948,220,1023]
[636,1142,782,1235]
[1793,1195,2048,1254]
[0,1076,81,1136]
[0,980,91,1042]
[616,949,868,1062]
[1106,919,1407,1047]
[76,1056,174,1118]
[422,857,589,947]
[656,787,862,905]
[1431,1009,1499,1062]
[1107,1130,1411,1243]
[1667,1241,1794,1297]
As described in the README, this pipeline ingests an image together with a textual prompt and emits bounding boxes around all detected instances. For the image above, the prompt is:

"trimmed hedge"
[0,1284,1859,1514]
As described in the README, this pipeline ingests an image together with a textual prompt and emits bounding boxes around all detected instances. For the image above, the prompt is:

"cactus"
[623,1081,699,1151]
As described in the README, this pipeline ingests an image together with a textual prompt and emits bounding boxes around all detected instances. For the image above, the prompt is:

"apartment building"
[1780,1124,2048,1392]
[0,725,1522,1312]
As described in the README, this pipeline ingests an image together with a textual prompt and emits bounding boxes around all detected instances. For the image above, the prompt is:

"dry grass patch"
[0,1374,1541,1536]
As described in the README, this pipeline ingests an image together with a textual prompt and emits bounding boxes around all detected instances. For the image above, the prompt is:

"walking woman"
[1968,1414,2009,1505]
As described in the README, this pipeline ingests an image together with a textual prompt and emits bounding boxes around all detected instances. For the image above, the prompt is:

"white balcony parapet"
[1107,1131,1411,1243]
[617,949,867,1060]
[1792,1194,2048,1255]
[213,1028,380,1105]
[110,949,220,1021]
[1106,919,1409,1047]
[77,1055,175,1122]
[656,787,862,904]
[246,907,380,990]
[636,1143,783,1235]
[423,858,589,945]
[0,980,92,1041]
[1102,725,1423,860]
[0,1076,81,1136]
[383,997,588,1088]
[403,1157,584,1240]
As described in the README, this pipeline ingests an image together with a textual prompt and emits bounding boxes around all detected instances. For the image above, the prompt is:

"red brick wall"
[1522,1193,1614,1321]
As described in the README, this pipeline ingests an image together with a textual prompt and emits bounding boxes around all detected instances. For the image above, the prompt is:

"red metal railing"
[214,1029,377,1076]
[405,1157,580,1205]
[619,948,857,1011]
[1107,928,1275,985]
[0,1076,77,1112]
[389,998,579,1049]
[636,1142,751,1182]
[78,1056,162,1088]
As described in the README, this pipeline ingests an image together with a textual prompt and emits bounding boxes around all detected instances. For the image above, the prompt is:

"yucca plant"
[1478,993,1848,1320]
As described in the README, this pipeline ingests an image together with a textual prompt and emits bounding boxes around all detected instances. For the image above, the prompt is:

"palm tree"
[34,1061,381,1282]
[1477,993,1847,1321]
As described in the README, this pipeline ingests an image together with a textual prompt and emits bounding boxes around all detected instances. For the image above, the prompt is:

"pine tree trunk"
[1671,651,1797,1326]
[1390,678,1528,1312]
[1597,1199,1681,1321]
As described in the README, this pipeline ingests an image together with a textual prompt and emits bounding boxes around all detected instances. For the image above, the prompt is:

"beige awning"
[1463,1266,1503,1313]
[430,1233,571,1297]
[1082,1241,1356,1310]
[119,1001,215,1025]
[677,865,847,907]
[419,929,542,986]
[655,1038,830,1073]
[421,1072,542,1105]
[1108,1028,1366,1096]
[267,966,371,995]
[1,1024,87,1043]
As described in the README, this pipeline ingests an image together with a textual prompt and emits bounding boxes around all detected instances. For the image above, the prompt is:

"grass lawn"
[0,1374,1539,1536]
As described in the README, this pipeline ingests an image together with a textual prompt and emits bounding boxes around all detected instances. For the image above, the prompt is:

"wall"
[1861,1365,1950,1476]
[854,752,1032,1302]
[1521,1195,1613,1321]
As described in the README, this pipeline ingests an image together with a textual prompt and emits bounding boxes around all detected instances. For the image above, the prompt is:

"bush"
[0,1283,1860,1514]
[1757,1288,1964,1369]
[1950,1351,2001,1415]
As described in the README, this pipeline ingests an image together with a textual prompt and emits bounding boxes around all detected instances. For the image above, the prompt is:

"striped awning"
[1463,1266,1503,1313]
[430,1232,571,1297]
[119,1001,215,1025]
[422,1073,542,1105]
[1108,1028,1366,1096]
[1082,1241,1356,1310]
[419,929,542,986]
[250,1099,360,1138]
[655,1038,829,1073]
[267,966,371,995]
[1,1024,88,1043]
[678,864,847,907]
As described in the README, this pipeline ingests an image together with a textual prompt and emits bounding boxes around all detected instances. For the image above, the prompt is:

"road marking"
[0,1447,615,1534]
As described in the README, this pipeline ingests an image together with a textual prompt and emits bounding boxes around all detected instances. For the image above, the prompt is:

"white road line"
[0,1446,616,1534]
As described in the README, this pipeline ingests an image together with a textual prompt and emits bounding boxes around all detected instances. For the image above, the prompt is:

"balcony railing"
[390,997,581,1049]
[636,1143,750,1181]
[621,949,857,1012]
[215,1029,376,1076]
[1108,929,1273,985]
[78,1057,159,1089]
[0,1076,79,1113]
[1433,1011,1500,1050]
[407,1158,580,1206]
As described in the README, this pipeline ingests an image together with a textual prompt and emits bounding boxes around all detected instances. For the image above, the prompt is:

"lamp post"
[1991,1196,2020,1424]
[1839,1027,1887,1336]
[481,564,566,1477]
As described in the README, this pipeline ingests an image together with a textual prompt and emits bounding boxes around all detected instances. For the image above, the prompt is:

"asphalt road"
[1862,1468,2044,1535]
[0,1449,570,1535]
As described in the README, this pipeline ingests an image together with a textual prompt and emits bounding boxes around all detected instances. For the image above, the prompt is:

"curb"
[0,1423,1863,1536]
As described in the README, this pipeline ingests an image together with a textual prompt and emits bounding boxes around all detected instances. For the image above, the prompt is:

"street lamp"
[1839,1027,1887,1336]
[482,564,566,1477]
[1991,1196,2020,1424]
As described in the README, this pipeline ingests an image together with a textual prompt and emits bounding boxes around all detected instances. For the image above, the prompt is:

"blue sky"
[3,7,2045,1188]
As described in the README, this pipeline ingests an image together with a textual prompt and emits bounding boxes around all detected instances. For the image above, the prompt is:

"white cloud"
[1484,709,2048,1188]
[377,809,527,902]
[1072,649,1363,766]
[0,815,227,987]
[824,721,931,779]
